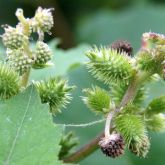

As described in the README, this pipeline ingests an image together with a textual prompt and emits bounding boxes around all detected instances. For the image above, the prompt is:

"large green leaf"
[0,85,64,165]
[75,6,165,51]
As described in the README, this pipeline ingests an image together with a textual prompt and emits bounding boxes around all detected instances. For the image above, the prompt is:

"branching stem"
[63,71,150,163]
[63,133,104,163]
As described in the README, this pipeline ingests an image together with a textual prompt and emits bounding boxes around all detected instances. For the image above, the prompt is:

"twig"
[63,132,104,163]
[63,71,149,163]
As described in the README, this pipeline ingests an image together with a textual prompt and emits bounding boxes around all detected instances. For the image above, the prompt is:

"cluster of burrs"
[2,7,54,74]
[83,33,165,158]
[0,7,74,114]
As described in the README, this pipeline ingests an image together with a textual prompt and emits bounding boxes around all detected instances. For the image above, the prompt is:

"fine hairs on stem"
[57,118,105,128]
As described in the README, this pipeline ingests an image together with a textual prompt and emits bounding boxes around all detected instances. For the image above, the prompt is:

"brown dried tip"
[110,40,133,56]
[99,133,125,158]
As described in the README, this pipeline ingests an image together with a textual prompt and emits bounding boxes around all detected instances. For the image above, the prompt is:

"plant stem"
[20,70,31,87]
[104,72,147,138]
[16,8,32,88]
[63,132,104,163]
[104,111,114,138]
[63,71,149,163]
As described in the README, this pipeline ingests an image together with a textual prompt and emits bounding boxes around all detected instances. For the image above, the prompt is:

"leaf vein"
[4,87,33,165]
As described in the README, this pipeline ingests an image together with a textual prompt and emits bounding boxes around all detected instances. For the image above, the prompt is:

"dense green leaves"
[0,85,64,165]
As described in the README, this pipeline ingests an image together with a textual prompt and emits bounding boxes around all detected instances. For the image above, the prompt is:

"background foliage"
[0,0,165,165]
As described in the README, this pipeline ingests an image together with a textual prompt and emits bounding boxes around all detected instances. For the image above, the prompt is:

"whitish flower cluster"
[1,7,54,75]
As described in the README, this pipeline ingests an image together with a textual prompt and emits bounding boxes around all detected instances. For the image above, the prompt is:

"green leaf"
[0,85,64,165]
[75,6,165,51]
[145,95,165,115]
[82,86,111,115]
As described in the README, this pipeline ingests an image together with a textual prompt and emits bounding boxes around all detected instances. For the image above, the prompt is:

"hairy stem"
[20,70,31,87]
[63,71,149,163]
[63,133,104,163]
[104,111,114,137]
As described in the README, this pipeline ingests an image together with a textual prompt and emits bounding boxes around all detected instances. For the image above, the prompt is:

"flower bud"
[7,49,33,75]
[32,7,54,33]
[143,32,165,45]
[33,41,52,68]
[2,25,28,49]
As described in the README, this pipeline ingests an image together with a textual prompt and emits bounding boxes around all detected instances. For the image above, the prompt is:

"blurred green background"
[0,0,165,165]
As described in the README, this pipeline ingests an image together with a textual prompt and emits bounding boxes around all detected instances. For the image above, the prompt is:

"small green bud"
[6,48,34,75]
[35,77,74,114]
[129,135,150,158]
[31,7,54,33]
[2,25,28,49]
[0,64,20,99]
[59,132,78,159]
[82,86,111,115]
[145,114,165,132]
[136,48,164,75]
[33,41,52,68]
